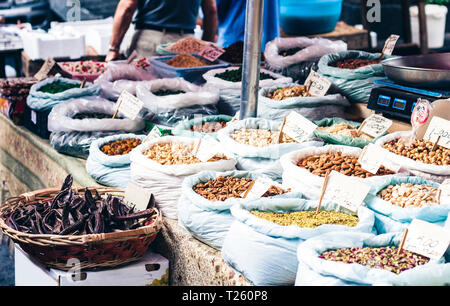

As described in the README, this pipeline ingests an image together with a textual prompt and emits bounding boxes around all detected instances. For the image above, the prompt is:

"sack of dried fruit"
[221,197,376,286]
[178,170,303,250]
[280,145,402,199]
[264,37,347,83]
[217,118,323,181]
[313,117,387,148]
[257,84,350,122]
[295,232,450,286]
[317,50,390,103]
[135,78,219,127]
[129,136,237,219]
[27,77,101,111]
[172,115,233,139]
[375,131,450,183]
[86,134,145,189]
[364,176,449,234]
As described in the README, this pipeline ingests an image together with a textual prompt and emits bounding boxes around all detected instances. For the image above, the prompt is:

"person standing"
[106,0,218,61]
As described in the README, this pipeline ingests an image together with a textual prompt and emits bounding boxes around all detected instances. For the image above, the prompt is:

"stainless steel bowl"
[382,53,450,89]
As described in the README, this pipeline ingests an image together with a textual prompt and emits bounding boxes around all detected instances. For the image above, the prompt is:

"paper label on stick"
[360,114,393,138]
[323,170,371,213]
[438,179,450,204]
[423,116,450,149]
[116,90,144,120]
[304,71,331,97]
[34,58,57,81]
[403,219,450,260]
[358,144,389,174]
[124,182,154,212]
[31,110,37,125]
[194,136,222,162]
[198,44,225,62]
[242,177,278,200]
[283,111,317,143]
[143,126,162,144]
[382,34,400,56]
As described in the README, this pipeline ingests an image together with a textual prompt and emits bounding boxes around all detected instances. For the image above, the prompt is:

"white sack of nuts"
[375,131,450,183]
[129,136,237,219]
[280,145,402,200]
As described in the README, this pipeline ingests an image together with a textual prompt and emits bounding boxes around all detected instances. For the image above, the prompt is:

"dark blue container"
[280,0,344,36]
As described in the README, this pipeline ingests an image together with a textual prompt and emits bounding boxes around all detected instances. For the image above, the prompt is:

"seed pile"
[250,211,359,228]
[231,128,296,147]
[39,82,80,94]
[383,138,449,165]
[166,54,207,68]
[218,41,265,64]
[190,121,227,133]
[143,143,225,165]
[317,122,373,140]
[168,37,208,53]
[332,58,379,69]
[297,152,395,178]
[378,183,440,208]
[152,89,185,96]
[320,246,430,274]
[215,67,274,82]
[267,85,311,100]
[101,138,142,156]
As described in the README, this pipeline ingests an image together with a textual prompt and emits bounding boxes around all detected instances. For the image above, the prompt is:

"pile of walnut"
[267,85,311,100]
[318,122,373,140]
[231,128,296,147]
[143,143,226,165]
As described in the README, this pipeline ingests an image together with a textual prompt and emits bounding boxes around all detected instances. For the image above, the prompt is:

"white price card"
[31,110,37,125]
[194,136,223,162]
[242,177,278,200]
[143,126,162,143]
[360,114,393,138]
[304,71,332,97]
[323,170,371,213]
[438,179,450,204]
[403,219,450,260]
[423,116,450,149]
[358,144,389,174]
[124,182,154,212]
[283,111,318,143]
[382,34,400,56]
[116,90,144,120]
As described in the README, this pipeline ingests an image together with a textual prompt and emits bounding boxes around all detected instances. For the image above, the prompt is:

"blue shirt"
[134,0,201,30]
[216,0,280,51]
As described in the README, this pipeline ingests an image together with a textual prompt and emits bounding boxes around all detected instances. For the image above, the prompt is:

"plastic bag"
[86,133,145,189]
[27,77,101,111]
[217,88,242,116]
[257,84,350,121]
[135,78,220,127]
[313,117,387,148]
[172,115,233,139]
[178,170,306,250]
[295,232,449,286]
[375,131,450,183]
[129,136,237,219]
[216,118,323,181]
[221,197,376,286]
[47,97,145,133]
[317,50,390,103]
[94,60,157,100]
[280,145,402,199]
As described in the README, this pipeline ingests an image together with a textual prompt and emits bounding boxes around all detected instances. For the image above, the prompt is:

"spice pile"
[231,128,296,147]
[143,143,226,165]
[377,183,440,208]
[383,138,449,165]
[317,123,373,140]
[190,121,228,133]
[5,175,156,235]
[251,210,359,228]
[297,152,395,178]
[193,176,289,201]
[267,85,310,100]
[152,89,185,96]
[101,138,142,156]
[38,82,80,94]
[218,41,265,64]
[166,54,207,68]
[167,37,208,53]
[215,67,274,82]
[319,246,430,274]
[332,58,379,69]
[61,60,107,75]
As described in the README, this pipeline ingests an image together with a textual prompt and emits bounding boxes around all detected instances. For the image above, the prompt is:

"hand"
[105,50,121,62]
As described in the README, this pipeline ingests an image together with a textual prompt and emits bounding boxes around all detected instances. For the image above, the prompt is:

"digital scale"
[367,78,450,122]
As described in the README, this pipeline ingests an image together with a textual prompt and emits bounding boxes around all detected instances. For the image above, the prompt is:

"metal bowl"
[382,53,450,89]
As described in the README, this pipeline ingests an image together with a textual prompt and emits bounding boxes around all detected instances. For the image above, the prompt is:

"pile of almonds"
[383,138,449,165]
[377,183,440,208]
[297,151,395,178]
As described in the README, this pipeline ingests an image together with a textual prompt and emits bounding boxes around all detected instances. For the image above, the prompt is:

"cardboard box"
[15,245,169,286]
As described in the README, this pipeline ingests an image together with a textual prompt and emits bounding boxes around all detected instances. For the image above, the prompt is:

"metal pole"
[240,0,265,119]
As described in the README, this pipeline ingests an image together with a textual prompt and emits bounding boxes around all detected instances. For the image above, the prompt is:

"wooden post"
[418,0,429,54]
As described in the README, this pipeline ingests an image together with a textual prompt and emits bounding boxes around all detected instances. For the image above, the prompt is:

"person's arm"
[200,0,218,42]
[105,0,138,62]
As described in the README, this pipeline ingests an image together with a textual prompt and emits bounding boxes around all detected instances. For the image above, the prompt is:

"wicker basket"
[0,186,163,271]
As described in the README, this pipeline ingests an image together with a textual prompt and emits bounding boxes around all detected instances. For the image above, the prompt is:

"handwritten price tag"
[194,136,223,162]
[382,34,400,56]
[358,144,389,174]
[143,126,162,144]
[304,71,331,97]
[116,90,144,120]
[323,170,371,213]
[242,177,278,200]
[360,114,393,138]
[198,44,225,62]
[283,111,318,143]
[124,182,154,212]
[423,116,450,149]
[34,58,57,81]
[403,219,450,260]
